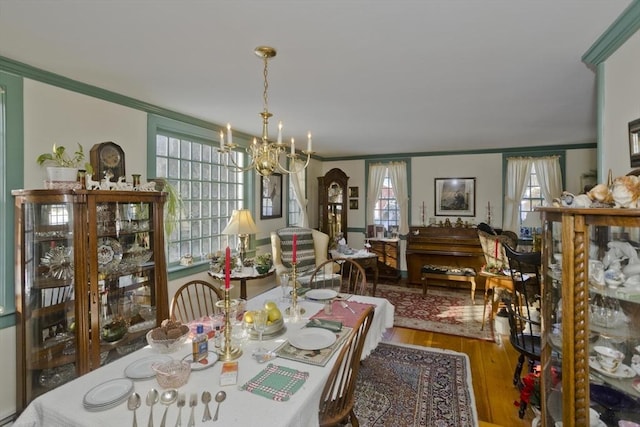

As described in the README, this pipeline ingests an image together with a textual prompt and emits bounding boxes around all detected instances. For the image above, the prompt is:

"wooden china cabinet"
[538,207,640,427]
[13,189,168,413]
[318,168,349,244]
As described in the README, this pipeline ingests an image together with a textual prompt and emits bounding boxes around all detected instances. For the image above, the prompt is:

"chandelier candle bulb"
[227,123,232,145]
[307,132,312,152]
[277,121,283,144]
[290,138,295,155]
[219,131,224,149]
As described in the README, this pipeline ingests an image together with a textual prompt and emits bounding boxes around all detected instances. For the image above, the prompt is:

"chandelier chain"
[262,56,269,118]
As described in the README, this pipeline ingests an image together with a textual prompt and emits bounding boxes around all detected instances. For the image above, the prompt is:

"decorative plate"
[305,289,338,301]
[589,356,636,379]
[181,351,219,371]
[97,237,122,269]
[40,246,74,280]
[124,354,172,379]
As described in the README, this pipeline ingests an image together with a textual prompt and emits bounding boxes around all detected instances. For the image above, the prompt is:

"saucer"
[589,356,636,378]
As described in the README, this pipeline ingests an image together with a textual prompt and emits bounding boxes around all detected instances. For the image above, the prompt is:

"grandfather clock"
[318,168,349,244]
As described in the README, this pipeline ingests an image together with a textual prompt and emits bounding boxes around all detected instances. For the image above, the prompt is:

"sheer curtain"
[388,162,409,235]
[289,159,309,227]
[366,164,387,226]
[504,157,533,232]
[503,156,563,232]
[533,156,562,206]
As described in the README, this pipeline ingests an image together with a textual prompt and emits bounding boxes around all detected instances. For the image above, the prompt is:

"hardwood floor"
[383,326,534,427]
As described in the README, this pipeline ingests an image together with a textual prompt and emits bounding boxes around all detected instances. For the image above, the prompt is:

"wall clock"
[90,142,125,182]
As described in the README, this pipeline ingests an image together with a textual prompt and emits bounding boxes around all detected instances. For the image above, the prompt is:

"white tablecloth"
[14,288,394,427]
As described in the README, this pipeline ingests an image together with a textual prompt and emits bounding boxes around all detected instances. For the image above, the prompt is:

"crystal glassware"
[252,309,268,354]
[280,273,290,302]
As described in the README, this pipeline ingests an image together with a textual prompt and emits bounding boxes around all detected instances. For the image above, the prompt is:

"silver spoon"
[174,393,185,427]
[128,392,141,427]
[212,391,226,422]
[159,389,177,427]
[201,391,212,421]
[146,388,159,427]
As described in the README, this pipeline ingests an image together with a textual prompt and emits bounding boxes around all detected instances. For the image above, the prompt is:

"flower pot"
[47,167,78,182]
[256,265,270,274]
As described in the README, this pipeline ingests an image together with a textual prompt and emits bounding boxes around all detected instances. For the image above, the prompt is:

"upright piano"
[406,226,486,289]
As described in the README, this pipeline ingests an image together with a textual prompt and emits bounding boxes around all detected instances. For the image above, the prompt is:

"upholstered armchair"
[271,227,330,284]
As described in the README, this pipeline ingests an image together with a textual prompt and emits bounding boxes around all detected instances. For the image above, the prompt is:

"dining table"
[14,286,395,427]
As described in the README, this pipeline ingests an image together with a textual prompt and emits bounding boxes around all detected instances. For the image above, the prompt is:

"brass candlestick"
[218,285,242,361]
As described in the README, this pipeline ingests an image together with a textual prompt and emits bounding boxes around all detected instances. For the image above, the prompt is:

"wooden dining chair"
[170,279,223,323]
[319,306,374,427]
[308,258,368,295]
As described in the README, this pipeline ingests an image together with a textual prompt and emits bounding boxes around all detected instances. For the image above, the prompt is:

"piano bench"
[420,265,477,303]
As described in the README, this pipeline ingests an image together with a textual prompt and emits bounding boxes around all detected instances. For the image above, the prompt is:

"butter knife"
[340,301,356,314]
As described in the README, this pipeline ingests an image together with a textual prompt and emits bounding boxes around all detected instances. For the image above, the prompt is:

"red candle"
[292,234,297,263]
[225,246,231,289]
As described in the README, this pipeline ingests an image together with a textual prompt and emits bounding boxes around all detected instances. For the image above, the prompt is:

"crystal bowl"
[146,328,189,354]
[152,360,191,388]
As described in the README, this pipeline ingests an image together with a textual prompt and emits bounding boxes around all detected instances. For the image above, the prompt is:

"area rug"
[374,283,495,341]
[354,342,478,427]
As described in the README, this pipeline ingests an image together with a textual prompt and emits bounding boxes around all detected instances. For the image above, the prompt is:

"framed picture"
[349,199,358,209]
[629,118,640,168]
[434,177,476,217]
[260,174,283,219]
[348,186,359,198]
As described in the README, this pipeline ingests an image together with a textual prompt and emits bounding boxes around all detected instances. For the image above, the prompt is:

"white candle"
[227,123,232,145]
[253,137,257,147]
[220,131,224,149]
[307,132,312,152]
[277,121,283,144]
[290,138,295,155]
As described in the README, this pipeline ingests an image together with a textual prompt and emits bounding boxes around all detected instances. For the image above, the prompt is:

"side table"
[208,267,275,300]
[479,271,513,331]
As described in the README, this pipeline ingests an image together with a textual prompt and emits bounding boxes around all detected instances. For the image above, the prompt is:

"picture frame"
[434,177,476,217]
[349,199,358,209]
[260,173,283,219]
[348,186,359,198]
[629,118,640,168]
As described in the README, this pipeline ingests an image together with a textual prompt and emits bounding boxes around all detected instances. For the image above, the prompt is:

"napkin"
[240,363,309,401]
[305,318,343,332]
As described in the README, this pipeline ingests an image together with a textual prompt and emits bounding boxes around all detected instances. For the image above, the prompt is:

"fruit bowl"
[146,326,190,354]
[152,360,191,388]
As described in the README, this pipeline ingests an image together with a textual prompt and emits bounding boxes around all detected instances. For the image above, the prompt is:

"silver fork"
[174,393,185,427]
[340,301,356,314]
[187,393,197,427]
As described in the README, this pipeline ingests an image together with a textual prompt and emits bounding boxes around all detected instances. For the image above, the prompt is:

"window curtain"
[366,164,387,226]
[504,157,533,232]
[387,161,409,235]
[289,159,309,227]
[533,156,562,206]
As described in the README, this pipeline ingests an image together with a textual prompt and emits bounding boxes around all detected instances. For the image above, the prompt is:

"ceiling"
[0,1,632,158]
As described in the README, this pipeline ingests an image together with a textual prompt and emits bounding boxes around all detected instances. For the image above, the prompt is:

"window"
[151,118,247,269]
[0,71,23,328]
[520,164,544,224]
[288,174,306,226]
[374,170,399,231]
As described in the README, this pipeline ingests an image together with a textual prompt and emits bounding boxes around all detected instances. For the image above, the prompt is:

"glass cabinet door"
[15,191,79,408]
[540,208,640,427]
[88,199,161,368]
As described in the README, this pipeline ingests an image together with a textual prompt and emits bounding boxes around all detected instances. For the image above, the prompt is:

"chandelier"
[219,46,313,177]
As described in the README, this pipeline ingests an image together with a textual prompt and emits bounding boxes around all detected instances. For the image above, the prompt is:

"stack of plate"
[82,378,134,412]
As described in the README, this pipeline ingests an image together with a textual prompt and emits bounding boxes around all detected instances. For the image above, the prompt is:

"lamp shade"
[522,212,542,228]
[222,209,258,235]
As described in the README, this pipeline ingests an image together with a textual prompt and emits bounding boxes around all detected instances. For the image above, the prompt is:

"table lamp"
[222,209,258,264]
[523,212,542,252]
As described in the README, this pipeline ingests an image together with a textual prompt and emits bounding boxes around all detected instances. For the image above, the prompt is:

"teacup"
[594,345,624,373]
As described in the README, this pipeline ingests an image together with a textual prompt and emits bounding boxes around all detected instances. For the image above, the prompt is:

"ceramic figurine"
[587,183,613,205]
[559,191,592,208]
[611,175,640,208]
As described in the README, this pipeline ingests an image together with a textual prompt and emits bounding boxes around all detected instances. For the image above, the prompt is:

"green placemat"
[240,363,309,401]
[275,326,352,366]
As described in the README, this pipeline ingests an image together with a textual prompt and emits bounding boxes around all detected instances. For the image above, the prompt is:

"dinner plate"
[182,351,219,370]
[305,289,338,301]
[83,378,133,409]
[124,354,172,379]
[97,237,123,268]
[288,328,337,350]
[589,356,636,378]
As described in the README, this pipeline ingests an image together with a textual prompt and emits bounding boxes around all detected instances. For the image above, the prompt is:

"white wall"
[602,29,640,179]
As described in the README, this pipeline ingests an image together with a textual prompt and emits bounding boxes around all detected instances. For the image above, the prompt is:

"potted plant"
[36,143,92,182]
[255,253,272,274]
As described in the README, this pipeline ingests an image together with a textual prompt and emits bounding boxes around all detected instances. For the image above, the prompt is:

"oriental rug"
[373,283,495,341]
[354,342,478,427]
